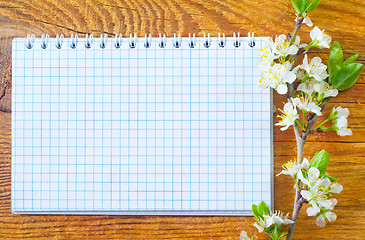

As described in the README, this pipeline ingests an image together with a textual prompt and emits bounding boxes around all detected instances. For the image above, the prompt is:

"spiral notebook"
[12,33,273,215]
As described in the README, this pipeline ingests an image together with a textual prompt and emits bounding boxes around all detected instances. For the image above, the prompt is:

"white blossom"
[277,158,310,177]
[306,205,320,216]
[296,13,313,27]
[313,81,338,99]
[298,166,342,227]
[259,62,296,94]
[298,167,331,191]
[333,106,350,118]
[295,68,308,81]
[310,26,332,49]
[298,168,333,208]
[275,102,299,131]
[253,215,271,233]
[301,187,334,210]
[258,34,303,70]
[253,211,294,233]
[303,15,313,27]
[298,79,338,101]
[258,41,276,70]
[316,212,337,227]
[297,79,316,95]
[272,34,299,58]
[295,12,313,27]
[300,55,329,81]
[292,96,322,116]
[330,183,343,194]
[331,107,352,136]
[240,230,251,240]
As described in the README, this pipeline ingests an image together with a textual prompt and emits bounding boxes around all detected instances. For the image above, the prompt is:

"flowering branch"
[241,1,363,240]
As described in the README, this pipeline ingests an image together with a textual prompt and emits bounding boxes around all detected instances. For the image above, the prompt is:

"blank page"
[12,36,272,215]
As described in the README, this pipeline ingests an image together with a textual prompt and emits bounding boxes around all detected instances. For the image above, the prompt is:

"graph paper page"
[12,36,272,215]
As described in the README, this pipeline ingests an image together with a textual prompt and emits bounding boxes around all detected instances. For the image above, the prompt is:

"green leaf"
[257,201,270,216]
[278,231,288,239]
[252,203,261,220]
[309,150,329,177]
[305,0,321,13]
[343,54,359,65]
[328,41,364,90]
[301,0,310,13]
[291,0,301,13]
[323,173,338,182]
[272,225,279,239]
[332,62,364,91]
[328,41,344,84]
[328,108,338,120]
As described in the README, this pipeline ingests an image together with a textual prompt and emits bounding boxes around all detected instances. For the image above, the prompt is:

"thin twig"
[286,122,306,240]
[286,98,330,240]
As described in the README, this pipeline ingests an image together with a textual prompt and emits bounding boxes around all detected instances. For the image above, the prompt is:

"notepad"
[12,34,272,215]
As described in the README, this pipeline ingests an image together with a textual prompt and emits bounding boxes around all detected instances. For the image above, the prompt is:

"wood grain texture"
[0,0,364,239]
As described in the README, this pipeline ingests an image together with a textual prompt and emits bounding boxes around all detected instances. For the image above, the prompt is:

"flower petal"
[283,218,294,225]
[273,215,284,225]
[337,126,352,136]
[330,183,343,193]
[276,170,287,176]
[253,223,264,233]
[307,206,320,216]
[300,190,312,200]
[316,215,327,227]
[308,167,320,182]
[302,158,310,169]
[285,72,297,84]
[321,178,331,187]
[324,89,338,98]
[310,27,321,41]
[336,116,348,128]
[297,170,310,186]
[277,84,288,95]
[264,215,274,227]
[329,198,338,208]
[325,212,337,222]
[240,230,250,240]
[303,16,313,27]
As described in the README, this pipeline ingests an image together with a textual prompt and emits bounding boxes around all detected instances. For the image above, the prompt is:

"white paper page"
[12,36,272,215]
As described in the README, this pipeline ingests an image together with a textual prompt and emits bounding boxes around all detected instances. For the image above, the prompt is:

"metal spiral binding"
[25,32,255,49]
[159,34,166,48]
[144,34,152,48]
[233,32,241,48]
[188,33,196,48]
[203,33,211,48]
[218,33,225,48]
[173,33,181,48]
[56,34,64,49]
[248,32,255,48]
[41,34,50,49]
[70,34,78,49]
[114,34,122,48]
[129,33,137,48]
[85,34,93,49]
[100,34,108,49]
[26,34,35,49]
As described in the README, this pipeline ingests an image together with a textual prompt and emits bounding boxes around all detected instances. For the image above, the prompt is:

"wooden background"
[0,0,364,239]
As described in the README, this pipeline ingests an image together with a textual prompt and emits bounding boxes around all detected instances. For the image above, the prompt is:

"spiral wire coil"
[26,33,256,49]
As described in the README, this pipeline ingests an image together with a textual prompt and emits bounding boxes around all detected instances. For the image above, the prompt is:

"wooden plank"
[0,0,364,239]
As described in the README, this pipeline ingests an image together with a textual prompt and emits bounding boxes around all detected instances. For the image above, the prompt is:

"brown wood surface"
[0,0,364,239]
